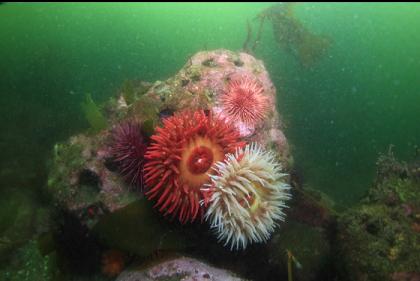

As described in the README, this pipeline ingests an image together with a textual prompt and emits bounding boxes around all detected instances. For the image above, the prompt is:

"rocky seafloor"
[1,49,419,281]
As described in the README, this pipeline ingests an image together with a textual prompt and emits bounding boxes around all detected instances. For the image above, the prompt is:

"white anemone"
[202,143,291,250]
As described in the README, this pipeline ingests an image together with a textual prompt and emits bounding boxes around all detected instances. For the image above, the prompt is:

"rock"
[0,189,42,263]
[335,150,420,281]
[286,185,337,228]
[47,133,141,229]
[267,221,333,281]
[116,256,247,281]
[46,49,291,228]
[391,272,420,281]
[0,240,58,281]
[45,49,293,274]
[92,199,188,257]
[47,49,291,228]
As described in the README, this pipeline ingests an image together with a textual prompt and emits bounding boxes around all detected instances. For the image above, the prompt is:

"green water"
[2,2,419,205]
[0,2,420,278]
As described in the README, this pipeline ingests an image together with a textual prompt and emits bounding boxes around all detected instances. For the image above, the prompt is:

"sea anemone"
[144,110,245,224]
[111,119,147,189]
[219,77,270,128]
[203,143,291,250]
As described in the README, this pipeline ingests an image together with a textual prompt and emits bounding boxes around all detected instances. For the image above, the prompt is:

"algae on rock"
[0,240,59,281]
[335,149,420,281]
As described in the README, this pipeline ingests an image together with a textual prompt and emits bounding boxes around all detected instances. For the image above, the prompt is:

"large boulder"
[46,48,291,228]
[45,49,299,279]
[335,149,420,281]
[116,256,247,281]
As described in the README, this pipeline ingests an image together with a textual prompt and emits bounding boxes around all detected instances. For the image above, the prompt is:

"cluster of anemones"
[110,77,289,250]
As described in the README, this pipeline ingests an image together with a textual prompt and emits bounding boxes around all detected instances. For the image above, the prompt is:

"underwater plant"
[80,93,107,132]
[120,79,136,105]
[111,119,147,189]
[219,77,269,129]
[144,110,245,224]
[287,249,302,281]
[203,143,291,250]
[244,3,331,68]
[119,79,152,105]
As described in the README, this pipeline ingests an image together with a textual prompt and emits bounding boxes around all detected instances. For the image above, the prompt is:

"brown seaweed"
[244,3,331,68]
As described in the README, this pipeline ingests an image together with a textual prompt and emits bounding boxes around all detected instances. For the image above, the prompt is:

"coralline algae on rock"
[47,132,141,228]
[47,49,291,229]
[116,256,247,281]
[335,150,420,281]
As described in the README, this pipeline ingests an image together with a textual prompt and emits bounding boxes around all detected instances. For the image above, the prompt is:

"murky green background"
[0,2,419,209]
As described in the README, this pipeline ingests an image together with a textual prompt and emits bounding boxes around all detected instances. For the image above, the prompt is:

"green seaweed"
[120,79,152,105]
[80,93,107,133]
[121,79,136,105]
